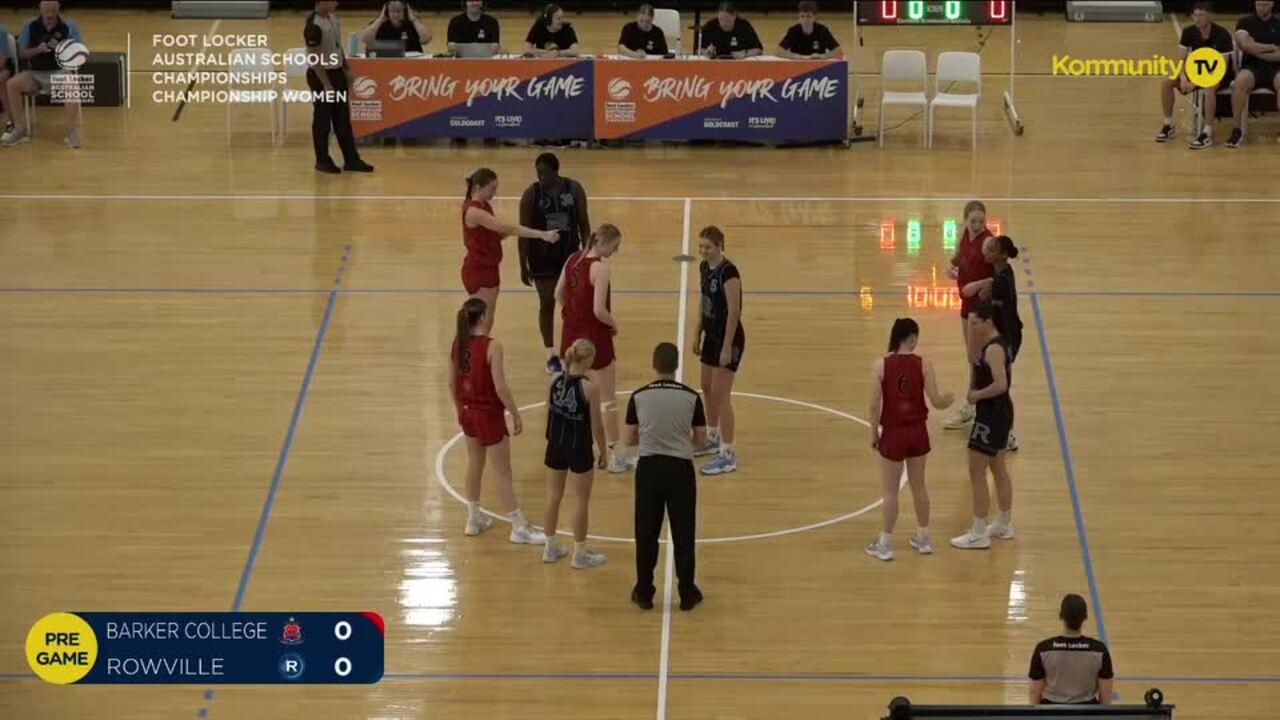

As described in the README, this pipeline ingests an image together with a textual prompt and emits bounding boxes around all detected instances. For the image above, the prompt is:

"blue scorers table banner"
[349,58,594,140]
[26,612,384,684]
[594,59,848,142]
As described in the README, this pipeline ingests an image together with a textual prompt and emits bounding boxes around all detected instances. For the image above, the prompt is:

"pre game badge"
[27,612,98,684]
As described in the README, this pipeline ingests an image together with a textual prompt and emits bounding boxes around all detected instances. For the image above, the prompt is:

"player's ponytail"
[994,235,1018,259]
[453,298,487,384]
[887,318,919,352]
[464,168,498,201]
[563,338,597,374]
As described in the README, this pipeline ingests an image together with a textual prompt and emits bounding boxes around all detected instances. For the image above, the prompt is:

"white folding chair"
[226,47,278,146]
[929,51,981,150]
[653,9,681,54]
[878,50,929,148]
[278,47,310,146]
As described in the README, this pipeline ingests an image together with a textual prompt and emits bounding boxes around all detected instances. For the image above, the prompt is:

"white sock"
[545,347,556,359]
[1163,116,1173,126]
[573,541,585,555]
[917,526,929,539]
[998,510,1012,526]
[972,516,987,535]
[467,501,481,521]
[1203,125,1212,137]
[709,427,721,443]
[878,532,892,546]
[509,509,527,527]
[720,443,734,459]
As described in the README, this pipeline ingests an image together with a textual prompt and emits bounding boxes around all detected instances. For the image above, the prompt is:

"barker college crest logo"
[280,617,304,645]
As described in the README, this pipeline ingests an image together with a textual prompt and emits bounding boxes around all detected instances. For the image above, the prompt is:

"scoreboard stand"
[850,1,1022,140]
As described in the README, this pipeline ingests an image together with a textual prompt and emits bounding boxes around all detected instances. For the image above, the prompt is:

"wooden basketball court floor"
[2,8,1279,720]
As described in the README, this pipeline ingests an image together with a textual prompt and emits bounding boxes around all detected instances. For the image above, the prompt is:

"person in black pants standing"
[624,343,707,611]
[304,1,373,174]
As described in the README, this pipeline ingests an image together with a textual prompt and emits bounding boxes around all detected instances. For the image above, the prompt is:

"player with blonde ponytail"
[557,223,635,473]
[540,338,609,568]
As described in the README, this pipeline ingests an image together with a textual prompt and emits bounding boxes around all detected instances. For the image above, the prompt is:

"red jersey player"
[944,200,994,429]
[557,224,634,474]
[866,318,955,561]
[461,168,558,329]
[450,297,545,545]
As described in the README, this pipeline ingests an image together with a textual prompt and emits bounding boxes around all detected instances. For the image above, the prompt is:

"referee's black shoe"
[315,160,342,174]
[630,589,654,610]
[344,160,375,173]
[679,587,703,611]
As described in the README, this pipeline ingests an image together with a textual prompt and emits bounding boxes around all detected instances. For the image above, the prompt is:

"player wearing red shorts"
[944,200,994,430]
[866,318,955,562]
[461,168,559,329]
[556,224,633,474]
[450,297,545,545]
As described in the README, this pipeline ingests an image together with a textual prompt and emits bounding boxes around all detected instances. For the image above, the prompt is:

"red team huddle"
[449,160,1020,568]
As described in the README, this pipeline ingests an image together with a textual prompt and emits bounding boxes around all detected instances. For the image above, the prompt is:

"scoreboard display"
[27,612,384,685]
[857,1,1012,25]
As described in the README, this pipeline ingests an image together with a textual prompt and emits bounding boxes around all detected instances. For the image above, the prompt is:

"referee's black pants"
[305,68,361,166]
[634,455,698,601]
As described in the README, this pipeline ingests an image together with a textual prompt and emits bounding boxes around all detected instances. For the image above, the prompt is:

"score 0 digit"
[334,621,352,640]
[334,657,352,677]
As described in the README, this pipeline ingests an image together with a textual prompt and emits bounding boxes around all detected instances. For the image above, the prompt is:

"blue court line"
[196,247,351,719]
[1,670,1276,683]
[3,286,1280,298]
[1030,290,1109,647]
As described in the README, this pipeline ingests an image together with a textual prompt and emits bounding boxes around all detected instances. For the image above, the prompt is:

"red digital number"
[882,1,899,21]
[989,1,1008,21]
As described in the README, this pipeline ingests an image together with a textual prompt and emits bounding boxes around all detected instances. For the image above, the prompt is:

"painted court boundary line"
[195,246,351,720]
[4,194,1280,204]
[1025,245,1109,649]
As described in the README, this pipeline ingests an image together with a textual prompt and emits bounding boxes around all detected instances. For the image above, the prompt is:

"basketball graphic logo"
[353,76,378,98]
[608,78,631,100]
[56,39,90,70]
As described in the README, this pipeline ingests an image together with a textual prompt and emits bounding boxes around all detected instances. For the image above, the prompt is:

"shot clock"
[857,1,1012,26]
[26,612,384,685]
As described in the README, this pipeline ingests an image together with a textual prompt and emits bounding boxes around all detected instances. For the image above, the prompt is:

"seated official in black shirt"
[1226,0,1280,148]
[618,4,670,58]
[778,1,842,60]
[1029,594,1115,706]
[699,1,762,60]
[361,1,430,54]
[447,0,500,51]
[1155,1,1232,149]
[526,3,579,58]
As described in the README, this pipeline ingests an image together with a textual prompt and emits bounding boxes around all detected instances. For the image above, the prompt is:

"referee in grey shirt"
[624,342,707,611]
[1029,594,1115,705]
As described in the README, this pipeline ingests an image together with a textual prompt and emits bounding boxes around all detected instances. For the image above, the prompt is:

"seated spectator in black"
[2,0,82,149]
[1227,0,1280,148]
[525,4,579,58]
[1028,594,1115,706]
[447,0,500,52]
[1156,2,1233,149]
[361,1,431,54]
[618,4,669,58]
[777,1,843,60]
[699,1,762,60]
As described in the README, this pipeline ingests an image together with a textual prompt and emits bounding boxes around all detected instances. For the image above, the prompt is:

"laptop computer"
[454,43,499,59]
[366,39,406,58]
